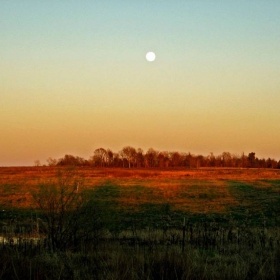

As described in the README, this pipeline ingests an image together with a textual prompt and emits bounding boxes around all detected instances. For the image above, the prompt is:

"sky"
[1,1,280,166]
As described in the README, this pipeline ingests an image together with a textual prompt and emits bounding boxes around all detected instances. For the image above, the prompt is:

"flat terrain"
[1,167,280,225]
[1,167,280,279]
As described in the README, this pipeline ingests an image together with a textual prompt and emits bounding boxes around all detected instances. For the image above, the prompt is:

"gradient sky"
[1,1,280,166]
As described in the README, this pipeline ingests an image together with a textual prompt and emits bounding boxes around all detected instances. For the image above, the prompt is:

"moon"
[146,52,156,62]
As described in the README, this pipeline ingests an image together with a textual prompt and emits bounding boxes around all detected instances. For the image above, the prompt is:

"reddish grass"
[0,167,279,211]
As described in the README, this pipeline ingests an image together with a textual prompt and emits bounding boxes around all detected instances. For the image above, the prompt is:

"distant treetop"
[44,148,280,169]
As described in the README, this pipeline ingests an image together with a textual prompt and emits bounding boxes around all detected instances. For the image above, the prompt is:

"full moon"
[146,52,156,62]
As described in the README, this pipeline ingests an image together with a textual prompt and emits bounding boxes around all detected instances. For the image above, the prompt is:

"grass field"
[0,167,280,279]
[1,167,280,221]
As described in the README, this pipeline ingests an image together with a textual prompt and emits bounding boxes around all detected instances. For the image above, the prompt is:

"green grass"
[92,183,121,199]
[75,179,280,229]
[1,177,280,230]
[228,180,280,226]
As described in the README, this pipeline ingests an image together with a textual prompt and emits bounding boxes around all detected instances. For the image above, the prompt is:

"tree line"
[41,147,280,169]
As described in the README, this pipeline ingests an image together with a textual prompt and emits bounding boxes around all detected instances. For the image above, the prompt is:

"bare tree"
[106,149,114,167]
[93,148,108,167]
[248,152,256,168]
[170,152,181,167]
[34,160,41,167]
[136,148,144,168]
[46,157,57,166]
[157,152,165,168]
[221,152,232,167]
[145,148,158,168]
[32,169,102,252]
[121,146,137,168]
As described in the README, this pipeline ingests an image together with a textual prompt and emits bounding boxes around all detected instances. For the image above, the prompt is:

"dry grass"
[0,167,280,212]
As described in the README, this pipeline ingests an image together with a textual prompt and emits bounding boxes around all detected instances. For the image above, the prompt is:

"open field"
[1,167,280,279]
[1,167,280,220]
[1,166,280,232]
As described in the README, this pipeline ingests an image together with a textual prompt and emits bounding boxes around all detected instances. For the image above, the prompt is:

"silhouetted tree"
[145,148,158,168]
[266,158,277,168]
[112,152,121,167]
[196,155,204,168]
[248,152,256,168]
[57,155,80,166]
[157,152,165,168]
[92,148,107,167]
[106,149,114,167]
[45,147,279,169]
[136,148,144,168]
[222,152,232,167]
[170,152,181,167]
[46,157,57,167]
[32,169,102,252]
[121,146,137,168]
[208,152,216,167]
[34,160,41,167]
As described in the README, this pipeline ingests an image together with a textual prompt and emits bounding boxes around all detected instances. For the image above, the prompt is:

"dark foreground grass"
[1,239,280,280]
